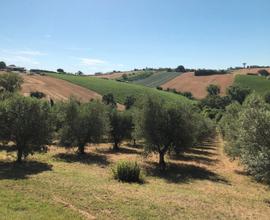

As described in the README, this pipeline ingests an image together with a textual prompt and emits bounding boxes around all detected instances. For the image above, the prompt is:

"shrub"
[124,96,136,109]
[0,72,23,93]
[112,160,142,183]
[102,93,117,108]
[57,68,64,73]
[30,91,46,99]
[0,61,6,69]
[175,65,186,72]
[207,84,220,96]
[226,85,251,104]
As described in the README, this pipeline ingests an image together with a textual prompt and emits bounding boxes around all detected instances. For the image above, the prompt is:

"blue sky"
[0,0,270,74]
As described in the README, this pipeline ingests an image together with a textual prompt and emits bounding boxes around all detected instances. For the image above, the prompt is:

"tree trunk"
[78,144,85,155]
[133,139,136,147]
[113,141,119,151]
[159,151,166,170]
[17,148,23,163]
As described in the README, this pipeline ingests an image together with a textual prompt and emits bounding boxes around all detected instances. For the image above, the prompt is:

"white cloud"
[81,58,106,66]
[0,49,46,67]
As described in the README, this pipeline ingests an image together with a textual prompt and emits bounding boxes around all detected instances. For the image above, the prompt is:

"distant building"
[6,65,26,72]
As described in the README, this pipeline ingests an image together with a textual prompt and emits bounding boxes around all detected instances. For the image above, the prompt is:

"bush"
[194,69,227,76]
[207,84,220,96]
[258,69,269,77]
[30,91,46,99]
[112,160,143,183]
[0,72,23,93]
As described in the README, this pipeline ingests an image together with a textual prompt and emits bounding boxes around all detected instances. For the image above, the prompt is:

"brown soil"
[95,72,123,79]
[21,74,102,102]
[161,72,234,99]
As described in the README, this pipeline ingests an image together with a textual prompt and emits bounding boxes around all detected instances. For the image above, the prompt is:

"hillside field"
[48,73,192,105]
[1,138,270,219]
[133,71,182,87]
[234,75,270,95]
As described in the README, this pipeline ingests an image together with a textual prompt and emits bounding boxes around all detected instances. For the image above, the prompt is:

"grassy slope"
[1,139,270,219]
[234,75,270,95]
[133,71,182,87]
[48,73,192,105]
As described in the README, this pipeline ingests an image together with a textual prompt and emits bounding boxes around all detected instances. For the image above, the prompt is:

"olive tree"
[138,98,198,169]
[226,85,251,104]
[1,96,53,162]
[60,99,107,154]
[108,110,133,151]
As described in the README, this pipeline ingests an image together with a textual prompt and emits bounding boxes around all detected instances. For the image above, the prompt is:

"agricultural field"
[48,73,192,105]
[133,71,182,87]
[161,72,234,99]
[1,137,270,220]
[234,75,270,95]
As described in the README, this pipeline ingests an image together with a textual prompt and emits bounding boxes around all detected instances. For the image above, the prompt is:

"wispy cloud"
[0,49,46,67]
[81,58,106,66]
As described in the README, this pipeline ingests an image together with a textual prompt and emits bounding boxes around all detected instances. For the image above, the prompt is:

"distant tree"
[60,99,107,154]
[102,93,117,108]
[207,84,220,96]
[57,68,64,73]
[180,91,194,100]
[175,65,186,72]
[156,86,163,90]
[0,61,6,69]
[124,96,136,110]
[226,85,251,104]
[122,73,128,80]
[76,71,83,76]
[243,63,247,68]
[30,91,46,99]
[0,72,23,93]
[108,110,133,151]
[1,96,53,162]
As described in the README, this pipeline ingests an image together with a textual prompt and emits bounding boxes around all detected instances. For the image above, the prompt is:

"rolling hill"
[48,73,193,105]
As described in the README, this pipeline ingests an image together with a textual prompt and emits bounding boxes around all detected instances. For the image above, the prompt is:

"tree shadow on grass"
[185,148,217,157]
[53,153,110,166]
[0,144,17,152]
[171,154,219,166]
[0,160,52,180]
[144,161,230,184]
[96,146,141,155]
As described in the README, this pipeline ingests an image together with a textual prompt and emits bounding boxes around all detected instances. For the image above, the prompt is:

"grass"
[133,71,182,87]
[234,75,270,95]
[48,73,192,105]
[1,139,270,219]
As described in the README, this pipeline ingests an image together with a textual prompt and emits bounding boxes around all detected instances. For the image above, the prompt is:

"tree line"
[0,72,214,169]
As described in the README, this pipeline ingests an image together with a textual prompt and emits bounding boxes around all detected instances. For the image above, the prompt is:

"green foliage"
[175,65,186,72]
[220,93,270,183]
[30,91,46,99]
[0,72,23,93]
[207,84,221,96]
[0,95,53,162]
[194,69,227,76]
[138,97,211,169]
[57,68,64,73]
[109,110,134,150]
[112,160,142,183]
[124,96,136,109]
[264,91,270,104]
[48,73,193,106]
[59,99,107,154]
[0,61,6,69]
[102,93,117,108]
[226,85,251,104]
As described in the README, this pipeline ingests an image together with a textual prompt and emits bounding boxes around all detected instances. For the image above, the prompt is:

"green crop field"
[48,73,192,105]
[133,71,182,87]
[234,75,270,95]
